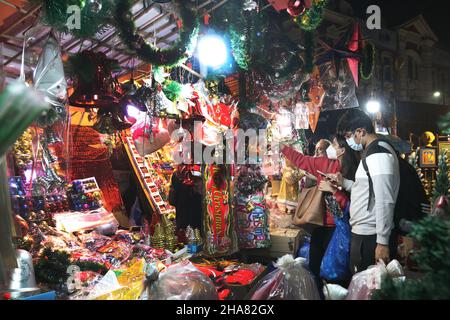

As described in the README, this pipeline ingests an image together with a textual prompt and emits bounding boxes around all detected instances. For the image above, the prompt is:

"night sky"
[347,0,450,48]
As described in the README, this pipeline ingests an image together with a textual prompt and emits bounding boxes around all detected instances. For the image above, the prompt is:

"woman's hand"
[325,172,343,187]
[318,180,337,193]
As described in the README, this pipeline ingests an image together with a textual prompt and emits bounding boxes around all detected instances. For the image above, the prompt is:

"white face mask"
[346,136,363,152]
[326,145,338,160]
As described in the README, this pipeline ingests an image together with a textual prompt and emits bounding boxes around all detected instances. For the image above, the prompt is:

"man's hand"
[375,244,390,264]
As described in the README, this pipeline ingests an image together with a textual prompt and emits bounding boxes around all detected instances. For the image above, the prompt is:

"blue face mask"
[346,136,363,151]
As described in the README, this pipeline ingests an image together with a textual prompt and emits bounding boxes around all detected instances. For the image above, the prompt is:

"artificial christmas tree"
[432,150,449,205]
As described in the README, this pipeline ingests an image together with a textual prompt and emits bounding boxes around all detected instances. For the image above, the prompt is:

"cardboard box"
[269,228,302,258]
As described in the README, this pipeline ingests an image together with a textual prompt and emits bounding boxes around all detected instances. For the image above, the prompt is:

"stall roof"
[0,0,229,83]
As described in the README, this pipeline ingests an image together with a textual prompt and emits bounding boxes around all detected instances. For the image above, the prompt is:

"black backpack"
[362,138,430,235]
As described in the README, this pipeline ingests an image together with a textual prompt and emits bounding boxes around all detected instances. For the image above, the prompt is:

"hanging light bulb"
[197,34,228,67]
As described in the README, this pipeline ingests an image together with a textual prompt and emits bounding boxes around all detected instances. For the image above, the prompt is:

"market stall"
[1,0,447,302]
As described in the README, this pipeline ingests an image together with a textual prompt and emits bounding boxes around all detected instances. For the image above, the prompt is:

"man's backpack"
[361,138,430,235]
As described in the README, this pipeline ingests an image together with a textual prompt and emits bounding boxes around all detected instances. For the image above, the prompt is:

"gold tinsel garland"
[13,128,33,170]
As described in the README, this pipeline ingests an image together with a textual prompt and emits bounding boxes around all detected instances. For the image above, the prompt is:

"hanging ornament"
[34,34,68,128]
[87,0,102,14]
[315,23,361,81]
[287,0,306,17]
[203,10,211,25]
[243,0,258,11]
[67,50,121,109]
[307,67,325,133]
[293,0,328,31]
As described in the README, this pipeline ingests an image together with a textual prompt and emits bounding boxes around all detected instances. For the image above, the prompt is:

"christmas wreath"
[114,0,199,67]
[360,41,375,80]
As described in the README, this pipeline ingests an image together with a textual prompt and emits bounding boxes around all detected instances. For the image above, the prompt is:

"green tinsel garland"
[31,0,114,39]
[34,247,110,286]
[360,41,376,80]
[294,0,328,31]
[34,247,72,285]
[114,0,199,67]
[213,1,270,71]
[75,260,108,275]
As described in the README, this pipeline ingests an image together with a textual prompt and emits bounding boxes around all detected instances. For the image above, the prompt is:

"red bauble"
[287,0,306,17]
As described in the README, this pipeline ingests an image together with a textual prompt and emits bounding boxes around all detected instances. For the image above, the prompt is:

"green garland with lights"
[31,0,114,39]
[360,41,376,80]
[114,0,199,67]
[212,0,270,71]
[294,0,328,31]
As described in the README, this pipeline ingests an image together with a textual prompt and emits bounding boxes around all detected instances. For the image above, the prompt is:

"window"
[408,56,418,80]
[383,57,393,82]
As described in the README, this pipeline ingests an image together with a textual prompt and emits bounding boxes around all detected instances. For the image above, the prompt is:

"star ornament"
[315,23,361,85]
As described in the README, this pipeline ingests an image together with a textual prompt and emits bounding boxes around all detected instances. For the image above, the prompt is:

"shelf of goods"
[121,131,175,217]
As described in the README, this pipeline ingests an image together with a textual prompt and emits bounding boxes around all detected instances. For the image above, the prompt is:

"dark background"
[348,0,449,48]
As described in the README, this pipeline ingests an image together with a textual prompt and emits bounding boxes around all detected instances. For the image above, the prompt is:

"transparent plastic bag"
[148,261,218,300]
[248,255,320,300]
[346,260,404,300]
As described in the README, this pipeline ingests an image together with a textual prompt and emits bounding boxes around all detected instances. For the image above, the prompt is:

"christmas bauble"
[88,0,102,14]
[287,0,306,17]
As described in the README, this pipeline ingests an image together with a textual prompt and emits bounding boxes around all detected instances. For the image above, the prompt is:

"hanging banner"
[203,165,237,256]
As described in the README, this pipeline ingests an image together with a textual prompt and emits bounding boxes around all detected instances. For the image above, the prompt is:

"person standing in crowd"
[334,109,400,274]
[314,139,332,157]
[280,135,358,291]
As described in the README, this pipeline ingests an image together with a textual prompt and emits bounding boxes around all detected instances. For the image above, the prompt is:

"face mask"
[346,136,363,152]
[326,145,338,160]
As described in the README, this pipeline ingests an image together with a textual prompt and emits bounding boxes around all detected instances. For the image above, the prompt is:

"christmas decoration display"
[114,0,199,67]
[203,165,237,256]
[67,178,103,211]
[234,165,270,249]
[32,0,114,39]
[13,129,33,171]
[315,23,361,83]
[432,150,449,204]
[67,50,121,109]
[287,0,306,17]
[293,0,328,31]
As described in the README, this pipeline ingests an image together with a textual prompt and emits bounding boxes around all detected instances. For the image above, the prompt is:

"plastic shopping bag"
[320,204,351,281]
[249,255,320,300]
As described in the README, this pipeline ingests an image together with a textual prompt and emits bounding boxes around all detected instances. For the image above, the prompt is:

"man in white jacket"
[333,110,400,273]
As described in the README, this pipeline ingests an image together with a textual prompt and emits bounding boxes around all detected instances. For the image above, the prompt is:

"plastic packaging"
[346,260,404,300]
[249,255,320,300]
[320,204,351,282]
[323,284,348,300]
[148,261,218,300]
[297,235,311,266]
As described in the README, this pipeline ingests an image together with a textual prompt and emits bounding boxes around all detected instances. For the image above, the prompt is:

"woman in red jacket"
[281,135,359,290]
